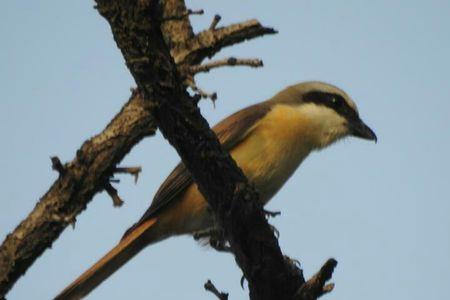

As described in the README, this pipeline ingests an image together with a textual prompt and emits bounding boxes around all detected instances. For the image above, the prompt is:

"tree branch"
[204,280,229,300]
[50,156,65,175]
[0,1,338,299]
[0,92,156,296]
[114,166,142,183]
[160,0,196,47]
[0,1,281,297]
[161,8,204,22]
[189,57,263,74]
[104,182,124,207]
[174,19,277,66]
[209,14,222,30]
[295,259,338,300]
[94,1,302,300]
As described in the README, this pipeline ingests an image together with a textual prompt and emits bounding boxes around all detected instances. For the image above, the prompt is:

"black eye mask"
[303,91,359,122]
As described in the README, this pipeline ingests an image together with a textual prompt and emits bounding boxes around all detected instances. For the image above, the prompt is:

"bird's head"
[271,81,377,149]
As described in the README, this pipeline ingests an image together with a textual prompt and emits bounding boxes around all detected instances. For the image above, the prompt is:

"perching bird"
[55,81,376,299]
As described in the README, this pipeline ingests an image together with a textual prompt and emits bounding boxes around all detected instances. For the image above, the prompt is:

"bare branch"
[160,0,196,47]
[50,156,65,175]
[162,8,204,22]
[186,77,218,102]
[94,2,302,300]
[0,93,156,296]
[114,166,142,183]
[1,1,335,300]
[0,2,275,296]
[295,259,338,300]
[263,209,281,218]
[105,183,124,207]
[190,57,263,74]
[204,280,229,300]
[173,19,277,65]
[209,14,222,30]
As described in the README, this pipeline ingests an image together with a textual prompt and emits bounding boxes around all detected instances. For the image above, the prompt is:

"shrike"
[56,81,376,299]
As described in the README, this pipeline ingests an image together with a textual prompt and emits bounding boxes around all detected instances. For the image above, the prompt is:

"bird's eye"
[330,96,343,107]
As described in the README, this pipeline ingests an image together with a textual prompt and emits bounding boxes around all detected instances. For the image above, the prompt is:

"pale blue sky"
[1,1,449,299]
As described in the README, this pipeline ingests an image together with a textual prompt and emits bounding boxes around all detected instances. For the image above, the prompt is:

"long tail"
[54,217,159,300]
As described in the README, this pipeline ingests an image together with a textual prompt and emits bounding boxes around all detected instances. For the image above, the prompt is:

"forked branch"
[0,2,280,298]
[189,57,263,74]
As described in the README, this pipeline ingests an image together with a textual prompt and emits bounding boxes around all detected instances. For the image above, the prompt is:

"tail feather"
[54,218,158,300]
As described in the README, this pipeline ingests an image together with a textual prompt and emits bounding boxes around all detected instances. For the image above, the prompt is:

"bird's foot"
[193,228,231,252]
[210,238,232,253]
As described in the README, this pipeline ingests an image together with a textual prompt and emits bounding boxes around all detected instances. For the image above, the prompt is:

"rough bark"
[94,1,331,300]
[0,0,276,297]
[0,1,336,299]
[0,93,156,296]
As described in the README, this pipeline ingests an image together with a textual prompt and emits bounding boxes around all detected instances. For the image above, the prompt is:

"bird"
[55,81,376,299]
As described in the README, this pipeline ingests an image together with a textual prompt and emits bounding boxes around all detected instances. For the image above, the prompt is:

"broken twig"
[162,8,204,22]
[295,259,337,300]
[105,183,124,207]
[204,280,228,300]
[209,14,221,30]
[190,57,263,74]
[50,156,65,175]
[114,166,142,184]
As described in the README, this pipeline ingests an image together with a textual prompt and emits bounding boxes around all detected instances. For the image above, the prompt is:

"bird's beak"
[350,118,377,142]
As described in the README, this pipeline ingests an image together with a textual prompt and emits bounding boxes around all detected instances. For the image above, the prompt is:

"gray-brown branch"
[94,1,303,300]
[295,259,338,300]
[0,92,156,296]
[161,8,204,22]
[173,19,277,66]
[0,0,279,297]
[204,280,229,300]
[114,166,142,183]
[190,57,263,74]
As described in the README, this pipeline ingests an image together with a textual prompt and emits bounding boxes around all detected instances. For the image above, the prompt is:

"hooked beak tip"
[351,119,377,143]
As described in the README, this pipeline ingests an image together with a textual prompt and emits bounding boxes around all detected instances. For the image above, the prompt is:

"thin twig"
[174,19,276,65]
[204,280,228,300]
[0,1,277,296]
[295,259,337,300]
[190,57,263,74]
[0,93,156,297]
[263,209,281,218]
[209,14,221,30]
[51,156,65,175]
[186,77,217,103]
[162,8,204,22]
[104,183,124,207]
[114,166,142,184]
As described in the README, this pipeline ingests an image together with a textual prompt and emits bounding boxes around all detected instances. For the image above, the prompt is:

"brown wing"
[122,102,271,238]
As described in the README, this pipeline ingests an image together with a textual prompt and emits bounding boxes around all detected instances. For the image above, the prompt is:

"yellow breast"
[158,104,317,235]
[230,104,314,203]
